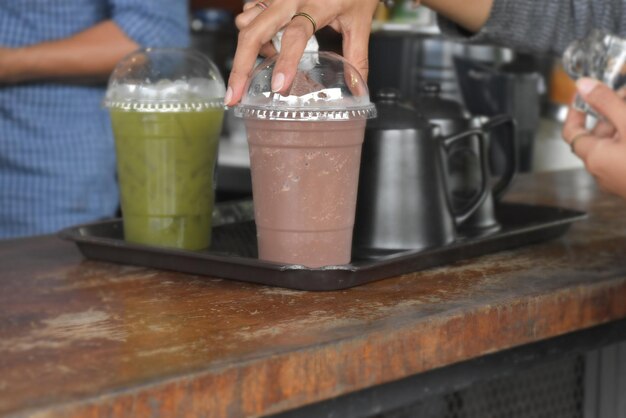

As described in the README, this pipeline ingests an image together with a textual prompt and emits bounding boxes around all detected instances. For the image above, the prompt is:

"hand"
[562,78,626,199]
[225,0,380,105]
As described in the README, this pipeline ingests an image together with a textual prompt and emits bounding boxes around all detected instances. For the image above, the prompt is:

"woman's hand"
[225,0,379,105]
[562,78,626,199]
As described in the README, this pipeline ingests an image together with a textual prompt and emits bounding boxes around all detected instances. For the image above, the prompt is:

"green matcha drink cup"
[104,48,225,250]
[235,52,376,268]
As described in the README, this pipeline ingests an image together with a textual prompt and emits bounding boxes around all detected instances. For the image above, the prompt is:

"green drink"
[105,48,226,250]
[111,108,223,250]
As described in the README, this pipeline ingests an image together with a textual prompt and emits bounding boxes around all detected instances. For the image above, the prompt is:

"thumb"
[577,78,626,135]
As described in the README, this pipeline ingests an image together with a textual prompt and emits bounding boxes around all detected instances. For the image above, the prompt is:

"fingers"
[227,42,260,106]
[236,1,269,29]
[227,1,293,105]
[272,15,318,94]
[562,103,595,160]
[341,20,372,83]
[562,104,588,143]
[569,131,596,160]
[238,2,278,64]
[243,1,258,11]
[567,78,626,199]
[227,0,376,104]
[259,42,278,58]
[591,118,617,138]
[576,78,626,137]
[590,141,626,199]
[338,1,377,83]
[577,138,617,186]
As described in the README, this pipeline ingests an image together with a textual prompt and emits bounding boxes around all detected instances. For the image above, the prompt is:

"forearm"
[430,0,626,56]
[421,0,493,34]
[1,20,138,84]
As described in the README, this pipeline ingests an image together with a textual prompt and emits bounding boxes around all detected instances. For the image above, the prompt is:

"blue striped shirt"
[0,0,190,239]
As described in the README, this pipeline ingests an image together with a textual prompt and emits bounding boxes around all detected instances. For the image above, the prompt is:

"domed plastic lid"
[104,48,225,112]
[234,51,376,121]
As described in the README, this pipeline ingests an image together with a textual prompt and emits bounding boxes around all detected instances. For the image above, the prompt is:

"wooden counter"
[2,169,626,418]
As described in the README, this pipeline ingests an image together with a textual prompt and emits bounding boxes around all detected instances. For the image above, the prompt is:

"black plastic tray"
[59,202,586,291]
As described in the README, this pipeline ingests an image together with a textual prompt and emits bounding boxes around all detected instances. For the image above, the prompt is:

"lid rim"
[233,104,377,121]
[239,51,375,120]
[104,100,225,112]
[103,98,225,104]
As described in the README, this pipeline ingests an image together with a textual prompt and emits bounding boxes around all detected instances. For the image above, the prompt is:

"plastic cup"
[563,29,626,118]
[235,52,376,267]
[104,48,225,250]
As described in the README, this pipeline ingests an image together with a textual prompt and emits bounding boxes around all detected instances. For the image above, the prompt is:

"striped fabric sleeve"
[109,0,190,48]
[437,0,626,56]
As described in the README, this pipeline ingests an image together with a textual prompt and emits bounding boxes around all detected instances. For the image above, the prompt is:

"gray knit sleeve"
[438,0,626,55]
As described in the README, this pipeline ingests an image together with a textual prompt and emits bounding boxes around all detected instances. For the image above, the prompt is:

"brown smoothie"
[245,118,366,267]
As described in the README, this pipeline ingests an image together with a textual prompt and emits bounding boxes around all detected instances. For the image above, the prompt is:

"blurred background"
[188,0,583,202]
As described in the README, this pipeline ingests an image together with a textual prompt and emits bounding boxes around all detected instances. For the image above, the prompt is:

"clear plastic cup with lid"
[104,48,225,250]
[562,29,626,118]
[234,51,376,268]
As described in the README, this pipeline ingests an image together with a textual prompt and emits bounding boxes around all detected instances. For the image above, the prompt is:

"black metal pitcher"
[415,83,517,237]
[353,90,490,257]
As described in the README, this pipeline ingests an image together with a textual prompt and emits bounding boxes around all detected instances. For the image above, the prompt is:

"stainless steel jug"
[415,83,517,237]
[353,90,489,257]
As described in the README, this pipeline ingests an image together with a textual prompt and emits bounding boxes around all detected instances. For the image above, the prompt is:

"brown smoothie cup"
[235,52,376,268]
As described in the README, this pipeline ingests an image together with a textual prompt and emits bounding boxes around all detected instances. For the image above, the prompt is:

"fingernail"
[224,86,233,106]
[271,72,285,92]
[576,78,599,96]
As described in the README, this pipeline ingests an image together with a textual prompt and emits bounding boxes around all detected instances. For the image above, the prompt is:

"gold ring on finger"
[569,130,589,154]
[292,12,317,33]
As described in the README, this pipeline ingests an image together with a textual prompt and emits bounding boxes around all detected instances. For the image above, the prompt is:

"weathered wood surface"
[1,169,626,418]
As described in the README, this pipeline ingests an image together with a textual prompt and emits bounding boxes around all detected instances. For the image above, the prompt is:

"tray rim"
[58,202,587,291]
